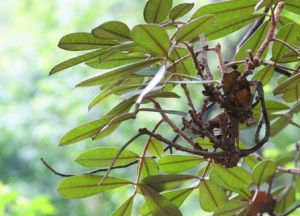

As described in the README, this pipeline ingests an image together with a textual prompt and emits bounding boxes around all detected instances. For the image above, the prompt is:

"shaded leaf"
[140,187,194,216]
[169,3,194,21]
[213,200,249,216]
[58,32,117,51]
[140,157,159,179]
[76,58,162,87]
[235,22,270,61]
[275,186,296,213]
[139,184,182,216]
[244,155,260,169]
[144,0,173,24]
[255,0,279,11]
[252,160,277,185]
[199,180,228,212]
[57,175,132,199]
[131,24,169,57]
[148,138,164,158]
[252,66,274,86]
[176,15,215,42]
[273,73,300,102]
[92,21,131,42]
[272,23,300,63]
[141,174,197,192]
[75,147,139,168]
[111,196,134,216]
[169,48,196,76]
[158,155,204,174]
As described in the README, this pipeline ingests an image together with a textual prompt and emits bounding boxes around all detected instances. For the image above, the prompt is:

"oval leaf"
[158,155,204,174]
[58,32,117,51]
[148,138,164,158]
[213,200,249,216]
[75,147,139,168]
[252,160,277,185]
[57,175,132,199]
[140,157,160,179]
[169,3,194,21]
[199,180,228,212]
[111,196,134,216]
[131,24,170,57]
[252,66,274,86]
[139,184,182,216]
[285,0,300,15]
[92,21,131,42]
[144,0,173,24]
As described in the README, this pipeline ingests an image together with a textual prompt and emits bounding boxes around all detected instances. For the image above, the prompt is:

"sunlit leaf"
[176,15,214,42]
[75,147,139,168]
[140,157,159,179]
[57,175,132,199]
[199,180,228,212]
[139,184,182,216]
[285,0,300,15]
[148,138,164,158]
[273,73,300,96]
[76,58,162,87]
[169,48,196,76]
[255,0,279,11]
[140,188,194,216]
[158,155,204,174]
[244,155,260,169]
[131,24,170,57]
[141,174,197,192]
[272,23,300,63]
[169,3,194,21]
[58,32,117,51]
[111,196,134,216]
[144,0,173,24]
[92,21,131,42]
[252,160,277,185]
[213,200,249,216]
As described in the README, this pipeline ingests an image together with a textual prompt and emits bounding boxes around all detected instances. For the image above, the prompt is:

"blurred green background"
[1,0,300,215]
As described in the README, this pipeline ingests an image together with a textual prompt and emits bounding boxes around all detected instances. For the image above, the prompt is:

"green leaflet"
[140,157,159,179]
[131,24,170,57]
[252,66,274,86]
[57,175,132,199]
[176,15,215,42]
[210,165,251,190]
[169,48,196,76]
[285,0,300,15]
[92,21,131,42]
[111,196,134,216]
[252,160,277,185]
[143,0,173,24]
[235,22,270,61]
[50,49,105,75]
[59,115,114,146]
[75,147,139,168]
[273,73,300,102]
[58,32,117,51]
[141,174,197,192]
[199,180,228,212]
[139,184,182,216]
[148,138,164,158]
[213,200,249,216]
[158,155,204,174]
[140,187,194,216]
[86,52,147,69]
[76,58,162,87]
[275,186,296,213]
[272,23,300,63]
[169,3,194,21]
[192,0,257,19]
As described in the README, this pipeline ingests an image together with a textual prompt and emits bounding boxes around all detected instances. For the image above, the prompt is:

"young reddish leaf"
[74,147,139,168]
[199,180,228,212]
[92,21,131,42]
[140,157,159,179]
[139,184,182,216]
[252,160,277,185]
[131,24,170,57]
[143,0,173,24]
[158,155,204,174]
[169,3,194,21]
[57,175,132,199]
[111,196,134,216]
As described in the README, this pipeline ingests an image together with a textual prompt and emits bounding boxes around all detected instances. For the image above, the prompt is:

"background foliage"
[0,0,300,215]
